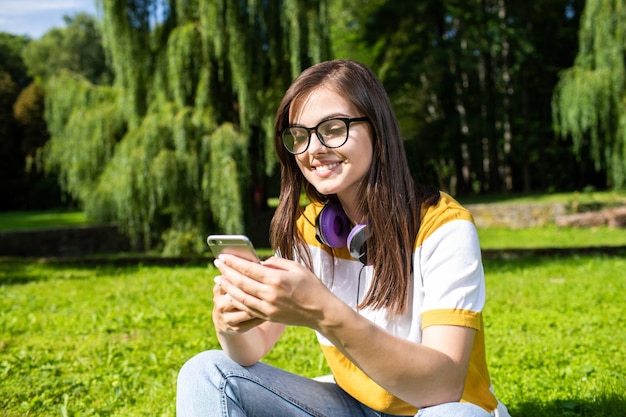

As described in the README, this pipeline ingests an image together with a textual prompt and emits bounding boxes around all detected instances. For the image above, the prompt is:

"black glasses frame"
[280,117,370,155]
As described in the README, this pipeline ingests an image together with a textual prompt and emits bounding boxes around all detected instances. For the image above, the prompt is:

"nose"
[307,130,327,153]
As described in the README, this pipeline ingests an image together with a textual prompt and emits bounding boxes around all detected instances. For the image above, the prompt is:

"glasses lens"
[318,119,348,148]
[282,127,309,154]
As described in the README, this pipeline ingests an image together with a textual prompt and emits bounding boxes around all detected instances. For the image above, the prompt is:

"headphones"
[315,201,369,264]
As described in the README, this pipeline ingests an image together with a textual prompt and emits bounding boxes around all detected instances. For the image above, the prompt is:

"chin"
[310,184,340,196]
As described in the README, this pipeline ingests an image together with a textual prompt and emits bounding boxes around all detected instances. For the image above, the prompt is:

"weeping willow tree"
[44,0,330,253]
[552,0,626,189]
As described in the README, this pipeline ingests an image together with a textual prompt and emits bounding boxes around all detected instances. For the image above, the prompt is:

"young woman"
[176,59,510,417]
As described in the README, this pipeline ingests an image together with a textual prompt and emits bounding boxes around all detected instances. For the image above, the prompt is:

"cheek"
[355,143,373,169]
[295,155,308,171]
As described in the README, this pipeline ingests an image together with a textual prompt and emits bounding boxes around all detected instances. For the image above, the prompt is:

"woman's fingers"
[213,284,266,333]
[214,254,337,328]
[215,275,266,316]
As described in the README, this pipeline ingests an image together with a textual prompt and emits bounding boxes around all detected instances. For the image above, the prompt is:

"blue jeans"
[176,350,492,417]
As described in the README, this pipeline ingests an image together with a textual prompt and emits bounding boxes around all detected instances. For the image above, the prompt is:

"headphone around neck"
[315,201,369,264]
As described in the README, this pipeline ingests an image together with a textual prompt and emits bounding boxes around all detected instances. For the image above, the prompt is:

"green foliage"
[0,33,31,88]
[1,255,625,416]
[44,0,331,253]
[552,0,626,188]
[13,81,47,171]
[327,0,386,66]
[477,225,626,249]
[333,0,584,194]
[166,22,202,109]
[44,72,124,209]
[0,70,25,210]
[2,20,112,211]
[207,123,248,233]
[0,70,18,143]
[99,0,154,122]
[22,13,111,84]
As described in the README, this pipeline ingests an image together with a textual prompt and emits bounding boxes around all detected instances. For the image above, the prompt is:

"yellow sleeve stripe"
[417,192,475,246]
[421,309,483,330]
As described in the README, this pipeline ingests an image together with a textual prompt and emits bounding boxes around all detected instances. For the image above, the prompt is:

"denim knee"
[178,350,232,388]
[177,350,238,416]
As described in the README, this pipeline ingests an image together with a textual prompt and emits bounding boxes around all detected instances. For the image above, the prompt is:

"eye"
[319,120,346,137]
[291,128,309,143]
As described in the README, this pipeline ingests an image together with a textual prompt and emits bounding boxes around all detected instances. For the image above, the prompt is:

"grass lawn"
[477,225,626,249]
[0,211,89,232]
[1,254,625,416]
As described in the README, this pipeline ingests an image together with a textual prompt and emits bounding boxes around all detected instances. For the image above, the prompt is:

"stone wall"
[466,202,567,228]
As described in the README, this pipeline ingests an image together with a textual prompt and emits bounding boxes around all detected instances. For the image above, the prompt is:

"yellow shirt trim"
[422,308,483,330]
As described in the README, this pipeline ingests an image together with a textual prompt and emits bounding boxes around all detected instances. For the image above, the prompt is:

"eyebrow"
[290,113,352,126]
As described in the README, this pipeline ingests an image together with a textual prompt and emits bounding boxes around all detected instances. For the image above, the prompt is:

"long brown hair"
[270,60,439,316]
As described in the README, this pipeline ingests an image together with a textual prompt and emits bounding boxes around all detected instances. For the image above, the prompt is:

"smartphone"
[207,234,260,262]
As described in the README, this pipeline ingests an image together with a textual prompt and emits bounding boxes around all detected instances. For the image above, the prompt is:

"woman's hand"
[212,276,265,335]
[213,254,337,329]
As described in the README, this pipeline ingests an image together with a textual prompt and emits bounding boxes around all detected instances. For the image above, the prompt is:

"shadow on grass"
[0,256,212,286]
[0,259,48,285]
[511,394,625,417]
[482,246,626,261]
[2,247,625,286]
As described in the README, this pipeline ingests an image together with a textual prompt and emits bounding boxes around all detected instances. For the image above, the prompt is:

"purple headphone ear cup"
[315,204,350,248]
[347,223,368,264]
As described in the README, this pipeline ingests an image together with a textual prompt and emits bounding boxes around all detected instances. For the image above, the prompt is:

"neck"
[336,196,364,225]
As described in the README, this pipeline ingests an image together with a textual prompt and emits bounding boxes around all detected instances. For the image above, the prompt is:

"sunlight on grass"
[1,255,625,416]
[484,255,626,415]
[478,225,626,249]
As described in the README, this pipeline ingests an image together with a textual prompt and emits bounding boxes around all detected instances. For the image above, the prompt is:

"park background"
[1,0,626,252]
[1,0,626,416]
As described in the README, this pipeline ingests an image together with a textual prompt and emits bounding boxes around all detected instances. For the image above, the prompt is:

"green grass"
[477,225,626,249]
[0,211,89,231]
[483,255,626,416]
[1,255,625,416]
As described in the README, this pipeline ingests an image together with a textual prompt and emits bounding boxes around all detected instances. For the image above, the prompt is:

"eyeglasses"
[280,117,370,155]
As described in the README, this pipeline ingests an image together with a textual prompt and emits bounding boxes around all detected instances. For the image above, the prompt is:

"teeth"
[316,162,340,171]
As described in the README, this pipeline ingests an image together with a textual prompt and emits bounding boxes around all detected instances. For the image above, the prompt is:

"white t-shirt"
[296,192,509,416]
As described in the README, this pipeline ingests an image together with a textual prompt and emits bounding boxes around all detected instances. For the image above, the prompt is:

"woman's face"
[290,87,373,213]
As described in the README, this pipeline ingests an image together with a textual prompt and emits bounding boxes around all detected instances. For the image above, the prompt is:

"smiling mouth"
[314,162,341,172]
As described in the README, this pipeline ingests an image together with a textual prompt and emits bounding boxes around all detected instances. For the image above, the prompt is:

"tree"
[14,82,47,165]
[0,71,23,209]
[12,81,64,209]
[22,13,111,84]
[0,16,110,210]
[552,0,626,189]
[329,0,584,194]
[0,33,31,88]
[44,0,330,253]
[0,32,32,209]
